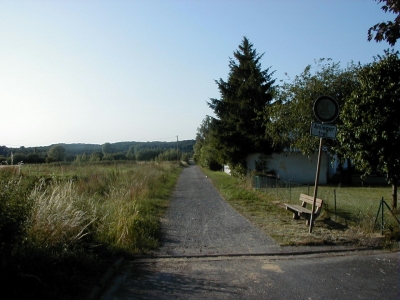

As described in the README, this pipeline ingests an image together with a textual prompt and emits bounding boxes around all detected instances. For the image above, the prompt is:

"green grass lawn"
[202,168,400,248]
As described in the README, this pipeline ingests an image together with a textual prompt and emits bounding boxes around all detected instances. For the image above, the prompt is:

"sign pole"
[310,96,339,233]
[309,137,323,233]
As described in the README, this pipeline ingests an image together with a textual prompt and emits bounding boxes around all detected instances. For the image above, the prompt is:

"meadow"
[0,161,182,299]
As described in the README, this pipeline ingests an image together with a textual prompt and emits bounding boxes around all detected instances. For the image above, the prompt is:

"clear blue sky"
[1,0,398,147]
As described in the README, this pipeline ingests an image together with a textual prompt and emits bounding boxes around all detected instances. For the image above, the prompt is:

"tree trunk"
[392,181,398,210]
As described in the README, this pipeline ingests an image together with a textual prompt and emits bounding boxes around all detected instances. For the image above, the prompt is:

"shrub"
[0,177,33,266]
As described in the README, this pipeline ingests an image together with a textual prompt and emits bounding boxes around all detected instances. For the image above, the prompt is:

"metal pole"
[176,135,179,161]
[381,197,384,235]
[334,189,337,221]
[309,138,323,233]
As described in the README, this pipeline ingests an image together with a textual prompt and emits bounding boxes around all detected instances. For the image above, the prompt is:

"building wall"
[246,152,330,184]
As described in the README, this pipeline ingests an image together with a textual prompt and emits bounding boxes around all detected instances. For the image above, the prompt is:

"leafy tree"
[112,153,127,160]
[266,59,359,183]
[27,153,45,164]
[47,144,66,162]
[156,149,179,162]
[90,151,103,161]
[368,0,400,46]
[74,153,89,163]
[0,146,9,157]
[102,142,112,154]
[207,37,276,173]
[338,50,400,209]
[11,153,26,164]
[135,148,163,161]
[193,116,223,170]
[102,153,114,161]
[126,146,136,161]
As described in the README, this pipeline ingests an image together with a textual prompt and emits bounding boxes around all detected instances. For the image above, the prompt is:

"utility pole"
[176,135,179,161]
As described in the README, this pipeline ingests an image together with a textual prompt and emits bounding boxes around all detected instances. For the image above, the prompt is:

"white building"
[224,151,333,184]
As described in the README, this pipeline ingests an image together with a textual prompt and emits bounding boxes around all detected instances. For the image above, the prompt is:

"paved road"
[101,165,400,299]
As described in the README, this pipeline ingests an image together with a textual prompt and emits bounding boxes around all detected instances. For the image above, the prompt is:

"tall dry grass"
[28,180,97,249]
[1,161,182,299]
[23,161,180,252]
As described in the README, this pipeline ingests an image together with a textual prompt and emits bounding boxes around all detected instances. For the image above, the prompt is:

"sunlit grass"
[28,180,97,248]
[0,161,182,299]
[202,168,399,248]
[23,161,181,252]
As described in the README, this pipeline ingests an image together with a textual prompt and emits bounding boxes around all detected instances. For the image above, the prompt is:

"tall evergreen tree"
[208,37,276,172]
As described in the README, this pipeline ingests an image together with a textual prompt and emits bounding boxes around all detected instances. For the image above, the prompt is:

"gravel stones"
[156,165,277,256]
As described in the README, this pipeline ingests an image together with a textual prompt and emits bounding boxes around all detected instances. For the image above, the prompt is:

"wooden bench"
[284,194,324,225]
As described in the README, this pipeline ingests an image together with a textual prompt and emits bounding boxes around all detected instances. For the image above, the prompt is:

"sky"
[1,0,399,148]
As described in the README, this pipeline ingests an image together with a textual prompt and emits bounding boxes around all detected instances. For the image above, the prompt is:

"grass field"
[253,176,399,228]
[0,161,182,300]
[202,168,400,248]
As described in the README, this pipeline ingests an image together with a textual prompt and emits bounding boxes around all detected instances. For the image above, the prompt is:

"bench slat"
[285,204,312,214]
[299,194,323,207]
[283,193,324,225]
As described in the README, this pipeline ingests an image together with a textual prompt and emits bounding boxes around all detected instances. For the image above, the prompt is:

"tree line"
[195,30,400,209]
[0,140,195,164]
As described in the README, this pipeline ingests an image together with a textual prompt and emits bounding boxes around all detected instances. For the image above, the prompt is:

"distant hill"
[2,140,195,162]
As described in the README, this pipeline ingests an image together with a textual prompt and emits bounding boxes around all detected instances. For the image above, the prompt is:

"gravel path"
[100,165,399,300]
[155,165,277,256]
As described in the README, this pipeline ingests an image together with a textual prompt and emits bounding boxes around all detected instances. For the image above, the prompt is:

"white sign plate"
[310,122,337,139]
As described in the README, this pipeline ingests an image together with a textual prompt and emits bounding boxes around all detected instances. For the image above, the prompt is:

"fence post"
[374,197,400,234]
[289,180,291,202]
[381,197,384,235]
[307,184,310,195]
[255,176,259,190]
[334,189,337,221]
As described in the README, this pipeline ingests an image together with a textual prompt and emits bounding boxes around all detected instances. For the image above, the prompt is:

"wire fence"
[253,176,400,232]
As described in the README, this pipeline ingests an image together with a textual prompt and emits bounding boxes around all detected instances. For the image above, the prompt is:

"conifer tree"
[208,37,276,172]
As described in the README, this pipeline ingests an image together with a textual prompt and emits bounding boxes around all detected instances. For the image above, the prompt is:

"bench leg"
[305,218,314,226]
[292,213,300,220]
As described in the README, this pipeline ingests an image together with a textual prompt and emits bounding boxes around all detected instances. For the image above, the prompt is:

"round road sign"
[313,96,339,123]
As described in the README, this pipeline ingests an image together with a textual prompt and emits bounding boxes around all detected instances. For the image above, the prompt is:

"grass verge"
[202,168,398,249]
